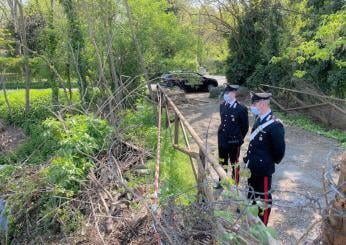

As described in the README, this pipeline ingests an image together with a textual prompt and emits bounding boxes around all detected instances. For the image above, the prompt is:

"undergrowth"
[0,114,112,241]
[0,89,80,165]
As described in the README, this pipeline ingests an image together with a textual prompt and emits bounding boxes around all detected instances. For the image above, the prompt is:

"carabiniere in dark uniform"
[244,92,286,226]
[218,85,249,185]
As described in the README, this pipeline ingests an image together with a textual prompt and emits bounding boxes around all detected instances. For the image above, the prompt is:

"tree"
[60,0,88,105]
[225,0,284,85]
[13,0,31,113]
[41,0,59,109]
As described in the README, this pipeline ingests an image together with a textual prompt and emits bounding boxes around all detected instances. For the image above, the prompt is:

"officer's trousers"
[247,174,272,226]
[218,144,240,185]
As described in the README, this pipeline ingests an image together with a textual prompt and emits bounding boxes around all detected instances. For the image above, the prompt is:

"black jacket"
[218,100,249,148]
[244,112,285,176]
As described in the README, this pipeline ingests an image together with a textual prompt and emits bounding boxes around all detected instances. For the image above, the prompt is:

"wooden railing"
[157,85,226,199]
[260,84,346,114]
[155,85,278,244]
[260,84,346,129]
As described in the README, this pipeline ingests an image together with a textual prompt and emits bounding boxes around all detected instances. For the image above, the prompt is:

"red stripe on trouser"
[263,176,269,225]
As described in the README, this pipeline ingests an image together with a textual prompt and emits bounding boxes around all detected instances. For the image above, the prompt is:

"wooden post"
[180,121,199,182]
[174,113,179,145]
[164,98,169,129]
[198,150,214,202]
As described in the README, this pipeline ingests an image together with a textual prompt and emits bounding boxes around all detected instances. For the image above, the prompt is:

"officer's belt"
[250,119,275,141]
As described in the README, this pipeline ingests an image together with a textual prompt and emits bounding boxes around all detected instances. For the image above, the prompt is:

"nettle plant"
[41,114,113,195]
[1,115,113,239]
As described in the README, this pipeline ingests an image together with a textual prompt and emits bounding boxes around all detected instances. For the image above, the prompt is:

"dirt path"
[176,92,343,244]
[0,122,25,154]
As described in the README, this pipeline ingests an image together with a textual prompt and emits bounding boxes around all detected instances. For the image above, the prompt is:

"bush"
[209,85,225,99]
[0,89,79,127]
[1,114,113,240]
[2,81,79,90]
[0,89,80,165]
[42,115,113,193]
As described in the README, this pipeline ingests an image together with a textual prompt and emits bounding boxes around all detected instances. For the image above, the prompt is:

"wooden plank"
[290,94,327,123]
[325,101,346,116]
[173,144,199,158]
[260,84,346,103]
[180,121,199,182]
[285,103,329,111]
[190,98,209,103]
[164,100,174,145]
[311,94,346,118]
[259,87,287,112]
[174,112,180,145]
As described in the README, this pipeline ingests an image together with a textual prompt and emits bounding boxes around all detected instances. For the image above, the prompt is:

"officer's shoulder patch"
[276,118,283,124]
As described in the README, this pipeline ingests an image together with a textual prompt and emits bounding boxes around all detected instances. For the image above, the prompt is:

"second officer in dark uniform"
[244,92,286,226]
[218,85,249,186]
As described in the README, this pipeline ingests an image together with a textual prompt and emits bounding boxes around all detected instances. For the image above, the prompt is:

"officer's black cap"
[251,92,272,103]
[224,84,239,93]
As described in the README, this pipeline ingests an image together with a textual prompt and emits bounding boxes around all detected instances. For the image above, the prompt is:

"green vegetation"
[0,89,79,165]
[120,101,196,204]
[0,114,112,239]
[0,87,112,239]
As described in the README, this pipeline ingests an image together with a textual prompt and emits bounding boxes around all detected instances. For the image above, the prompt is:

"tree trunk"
[322,152,346,244]
[104,15,122,106]
[66,52,72,100]
[60,0,88,106]
[123,0,151,87]
[49,0,59,111]
[123,0,156,118]
[14,0,31,113]
[0,72,12,119]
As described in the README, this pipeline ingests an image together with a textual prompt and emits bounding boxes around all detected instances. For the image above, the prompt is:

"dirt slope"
[0,122,25,154]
